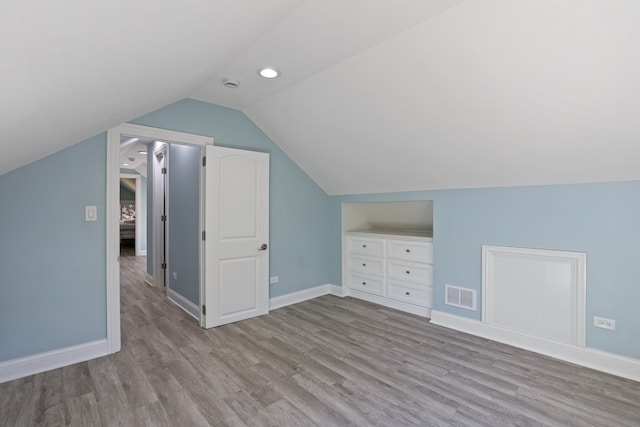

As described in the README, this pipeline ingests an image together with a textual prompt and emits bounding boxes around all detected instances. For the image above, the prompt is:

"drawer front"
[347,274,384,296]
[348,237,385,257]
[349,256,384,276]
[387,240,433,264]
[387,280,432,307]
[387,261,432,285]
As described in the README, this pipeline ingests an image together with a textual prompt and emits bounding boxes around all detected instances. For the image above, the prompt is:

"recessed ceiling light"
[258,67,279,79]
[121,163,130,166]
[138,150,148,155]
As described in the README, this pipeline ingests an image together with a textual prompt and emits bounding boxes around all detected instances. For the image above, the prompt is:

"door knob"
[259,243,268,251]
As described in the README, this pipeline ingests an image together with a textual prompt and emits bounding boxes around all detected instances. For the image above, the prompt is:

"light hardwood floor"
[1,254,639,426]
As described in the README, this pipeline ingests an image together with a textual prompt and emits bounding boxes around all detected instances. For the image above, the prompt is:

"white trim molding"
[328,284,348,297]
[268,283,430,317]
[347,288,431,318]
[167,289,200,320]
[0,340,108,384]
[145,273,154,287]
[270,284,338,310]
[482,245,586,347]
[430,310,640,383]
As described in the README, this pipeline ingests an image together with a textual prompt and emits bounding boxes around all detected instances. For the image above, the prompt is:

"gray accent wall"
[167,144,201,305]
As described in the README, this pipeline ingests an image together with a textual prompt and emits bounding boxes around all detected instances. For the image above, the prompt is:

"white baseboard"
[268,284,431,319]
[430,310,640,383]
[0,339,108,384]
[346,289,431,318]
[167,288,200,320]
[270,284,337,310]
[328,284,348,297]
[138,250,147,256]
[145,273,154,287]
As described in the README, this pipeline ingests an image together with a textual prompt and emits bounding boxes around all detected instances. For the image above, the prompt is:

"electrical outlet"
[270,276,279,284]
[172,272,177,280]
[593,316,616,331]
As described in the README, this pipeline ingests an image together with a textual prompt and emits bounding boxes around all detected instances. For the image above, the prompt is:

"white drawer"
[349,255,384,276]
[347,273,384,296]
[387,280,432,307]
[348,237,385,258]
[387,260,432,285]
[387,240,433,264]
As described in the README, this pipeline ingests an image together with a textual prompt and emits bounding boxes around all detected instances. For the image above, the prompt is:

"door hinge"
[161,215,166,222]
[202,305,206,315]
[161,262,167,270]
[202,230,206,240]
[202,156,206,167]
[161,167,167,174]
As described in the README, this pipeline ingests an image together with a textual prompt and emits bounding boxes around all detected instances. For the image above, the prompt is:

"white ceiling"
[3,0,640,195]
[120,137,150,177]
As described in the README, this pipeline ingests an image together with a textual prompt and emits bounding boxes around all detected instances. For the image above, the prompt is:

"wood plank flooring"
[1,254,639,426]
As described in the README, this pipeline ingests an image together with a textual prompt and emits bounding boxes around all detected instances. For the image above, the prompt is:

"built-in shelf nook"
[341,201,434,317]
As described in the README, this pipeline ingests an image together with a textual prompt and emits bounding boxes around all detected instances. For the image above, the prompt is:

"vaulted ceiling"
[3,0,639,194]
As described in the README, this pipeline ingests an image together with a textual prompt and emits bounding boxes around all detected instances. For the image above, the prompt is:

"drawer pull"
[362,263,366,267]
[405,291,411,295]
[362,244,367,248]
[362,282,366,285]
[405,270,411,274]
[406,249,411,253]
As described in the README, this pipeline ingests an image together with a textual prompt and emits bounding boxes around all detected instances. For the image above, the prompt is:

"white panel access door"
[482,245,586,346]
[204,146,269,328]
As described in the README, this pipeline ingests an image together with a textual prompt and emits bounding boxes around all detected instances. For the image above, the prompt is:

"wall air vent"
[445,285,476,311]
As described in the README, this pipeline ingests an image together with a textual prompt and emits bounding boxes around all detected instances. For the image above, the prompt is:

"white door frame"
[151,144,167,288]
[119,173,143,256]
[106,123,212,354]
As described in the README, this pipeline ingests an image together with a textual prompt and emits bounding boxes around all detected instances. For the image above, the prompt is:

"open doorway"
[106,124,212,354]
[106,123,270,354]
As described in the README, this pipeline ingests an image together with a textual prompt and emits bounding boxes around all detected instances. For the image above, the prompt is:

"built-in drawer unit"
[387,260,432,285]
[344,230,433,316]
[387,280,432,307]
[349,255,385,276]
[348,237,385,258]
[348,273,384,296]
[387,240,433,264]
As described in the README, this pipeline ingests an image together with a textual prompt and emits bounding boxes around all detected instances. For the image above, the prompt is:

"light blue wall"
[0,99,331,363]
[0,135,107,361]
[330,181,640,359]
[3,96,637,365]
[131,99,332,297]
[167,144,201,304]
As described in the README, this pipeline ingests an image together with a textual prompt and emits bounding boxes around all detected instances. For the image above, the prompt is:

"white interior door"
[204,146,269,328]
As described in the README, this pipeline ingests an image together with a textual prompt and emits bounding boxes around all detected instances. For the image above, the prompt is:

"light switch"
[85,205,97,221]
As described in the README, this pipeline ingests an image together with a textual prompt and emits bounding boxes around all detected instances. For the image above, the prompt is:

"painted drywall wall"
[131,99,332,297]
[0,135,107,361]
[331,181,640,359]
[0,99,330,363]
[167,144,201,305]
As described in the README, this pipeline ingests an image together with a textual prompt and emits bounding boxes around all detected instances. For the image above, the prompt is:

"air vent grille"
[445,285,476,311]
